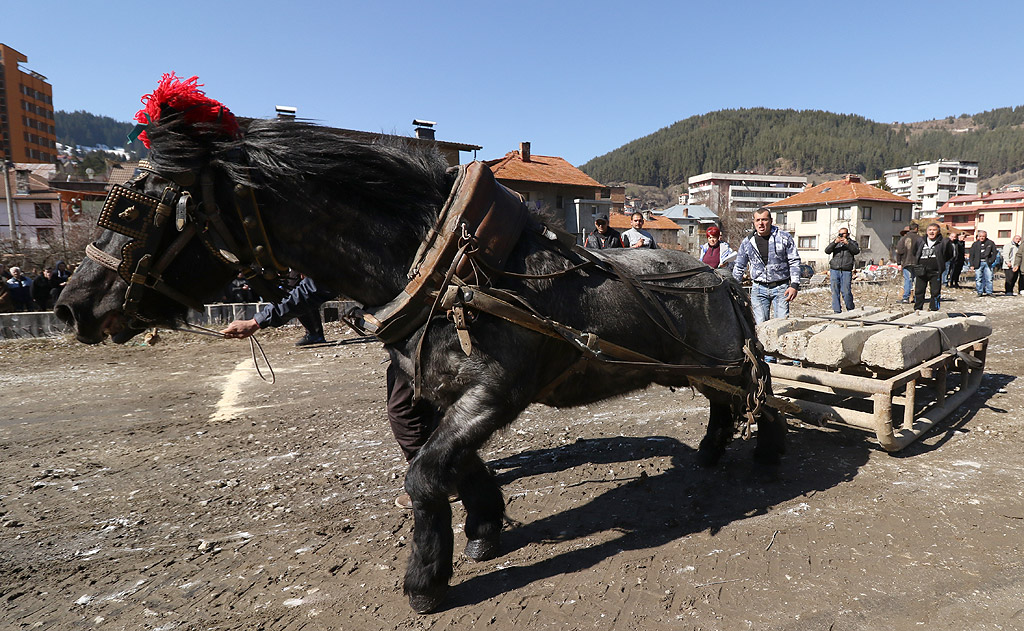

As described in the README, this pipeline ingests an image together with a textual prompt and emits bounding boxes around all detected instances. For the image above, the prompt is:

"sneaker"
[899,298,910,304]
[295,333,327,346]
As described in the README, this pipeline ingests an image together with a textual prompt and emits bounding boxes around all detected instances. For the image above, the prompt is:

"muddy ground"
[1,281,1023,630]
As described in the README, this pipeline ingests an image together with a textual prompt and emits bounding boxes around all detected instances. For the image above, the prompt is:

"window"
[689,226,695,235]
[999,230,1011,238]
[861,206,872,220]
[36,227,54,243]
[776,212,786,226]
[1000,213,1012,222]
[801,209,817,222]
[34,202,53,218]
[893,208,904,222]
[798,236,817,249]
[978,214,984,222]
[837,207,851,220]
[859,235,870,249]
[556,195,563,210]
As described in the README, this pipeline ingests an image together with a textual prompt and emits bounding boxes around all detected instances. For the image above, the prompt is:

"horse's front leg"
[403,386,515,614]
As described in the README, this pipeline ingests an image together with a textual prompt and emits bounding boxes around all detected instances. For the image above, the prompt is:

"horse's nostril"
[54,303,74,325]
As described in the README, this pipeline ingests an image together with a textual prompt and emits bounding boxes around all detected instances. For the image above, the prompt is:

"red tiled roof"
[486,151,603,188]
[765,175,913,208]
[609,213,680,231]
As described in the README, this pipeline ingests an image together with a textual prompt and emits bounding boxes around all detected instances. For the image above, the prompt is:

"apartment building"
[882,159,979,217]
[0,44,57,164]
[765,174,913,269]
[687,172,808,217]
[938,190,1024,247]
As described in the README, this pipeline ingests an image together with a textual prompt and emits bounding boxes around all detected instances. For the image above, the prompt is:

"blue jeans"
[902,267,914,301]
[751,282,790,325]
[942,261,951,286]
[830,269,854,312]
[975,262,993,295]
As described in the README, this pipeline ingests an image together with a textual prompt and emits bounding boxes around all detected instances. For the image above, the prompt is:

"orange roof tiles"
[765,175,912,209]
[486,151,603,188]
[609,213,680,231]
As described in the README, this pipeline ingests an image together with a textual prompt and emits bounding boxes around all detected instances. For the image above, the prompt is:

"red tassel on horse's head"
[134,73,239,148]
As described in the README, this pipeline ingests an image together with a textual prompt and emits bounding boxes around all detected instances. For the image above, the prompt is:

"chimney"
[845,174,861,183]
[682,208,689,218]
[520,141,531,162]
[413,119,436,140]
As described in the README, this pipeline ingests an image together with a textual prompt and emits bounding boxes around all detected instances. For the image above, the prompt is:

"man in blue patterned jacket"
[732,208,802,324]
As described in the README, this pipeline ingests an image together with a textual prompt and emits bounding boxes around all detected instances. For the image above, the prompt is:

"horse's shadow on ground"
[442,425,872,610]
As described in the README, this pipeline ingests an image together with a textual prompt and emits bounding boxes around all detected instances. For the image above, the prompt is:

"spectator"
[699,225,735,268]
[226,272,258,303]
[583,214,622,249]
[6,267,34,311]
[823,227,860,313]
[968,230,998,297]
[948,233,967,288]
[31,268,59,311]
[620,213,657,249]
[894,225,922,304]
[912,223,952,311]
[1002,235,1022,295]
[732,208,801,324]
[0,263,11,282]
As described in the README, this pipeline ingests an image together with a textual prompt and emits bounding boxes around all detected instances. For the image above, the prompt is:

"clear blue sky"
[7,0,1023,166]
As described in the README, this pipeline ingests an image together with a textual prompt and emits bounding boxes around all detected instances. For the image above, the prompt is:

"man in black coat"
[948,233,966,288]
[912,223,952,311]
[583,215,622,249]
[968,230,999,297]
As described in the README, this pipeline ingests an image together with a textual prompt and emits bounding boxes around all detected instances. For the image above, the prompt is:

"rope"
[177,322,276,384]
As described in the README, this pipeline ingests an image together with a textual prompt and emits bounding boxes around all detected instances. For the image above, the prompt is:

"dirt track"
[1,283,1023,630]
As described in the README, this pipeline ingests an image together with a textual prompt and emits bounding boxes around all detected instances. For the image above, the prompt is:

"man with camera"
[823,227,860,313]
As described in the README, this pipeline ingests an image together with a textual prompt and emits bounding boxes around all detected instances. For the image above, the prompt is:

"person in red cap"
[699,225,735,268]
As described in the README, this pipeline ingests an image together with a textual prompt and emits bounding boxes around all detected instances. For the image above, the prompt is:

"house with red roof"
[765,174,914,268]
[486,142,624,243]
[938,191,1024,247]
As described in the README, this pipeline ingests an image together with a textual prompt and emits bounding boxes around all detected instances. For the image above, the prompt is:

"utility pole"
[2,158,15,244]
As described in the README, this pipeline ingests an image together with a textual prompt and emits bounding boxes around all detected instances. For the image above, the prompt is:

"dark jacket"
[894,231,922,266]
[584,227,622,249]
[969,238,998,268]
[912,236,952,274]
[950,239,967,270]
[823,236,861,271]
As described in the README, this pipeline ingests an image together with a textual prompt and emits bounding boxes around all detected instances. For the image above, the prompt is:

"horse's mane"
[145,114,452,226]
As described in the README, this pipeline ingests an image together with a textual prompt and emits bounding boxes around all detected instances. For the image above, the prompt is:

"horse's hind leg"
[458,452,503,561]
[753,407,786,472]
[696,400,733,467]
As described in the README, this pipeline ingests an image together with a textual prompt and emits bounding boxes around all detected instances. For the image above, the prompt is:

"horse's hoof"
[408,588,446,614]
[695,447,723,468]
[464,535,501,562]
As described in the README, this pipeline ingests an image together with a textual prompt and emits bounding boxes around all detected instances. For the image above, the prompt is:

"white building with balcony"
[765,174,914,269]
[687,172,808,218]
[882,159,978,218]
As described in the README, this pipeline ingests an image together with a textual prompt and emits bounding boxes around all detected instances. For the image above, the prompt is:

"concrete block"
[776,323,830,360]
[803,310,943,368]
[861,315,991,371]
[758,307,891,356]
[757,318,824,353]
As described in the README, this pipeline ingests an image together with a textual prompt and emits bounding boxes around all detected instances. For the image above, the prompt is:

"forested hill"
[55,110,138,151]
[580,107,1024,187]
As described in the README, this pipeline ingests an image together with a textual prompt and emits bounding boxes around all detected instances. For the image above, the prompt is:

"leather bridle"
[86,163,288,326]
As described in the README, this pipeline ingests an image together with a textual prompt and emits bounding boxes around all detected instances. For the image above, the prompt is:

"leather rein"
[86,163,288,326]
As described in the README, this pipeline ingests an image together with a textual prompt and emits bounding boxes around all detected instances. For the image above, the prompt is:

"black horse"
[56,90,784,613]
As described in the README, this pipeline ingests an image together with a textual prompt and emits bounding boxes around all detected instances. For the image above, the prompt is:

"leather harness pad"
[365,161,528,344]
[97,184,167,284]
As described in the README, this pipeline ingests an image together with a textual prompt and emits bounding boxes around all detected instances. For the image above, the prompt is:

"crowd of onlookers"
[0,261,73,313]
